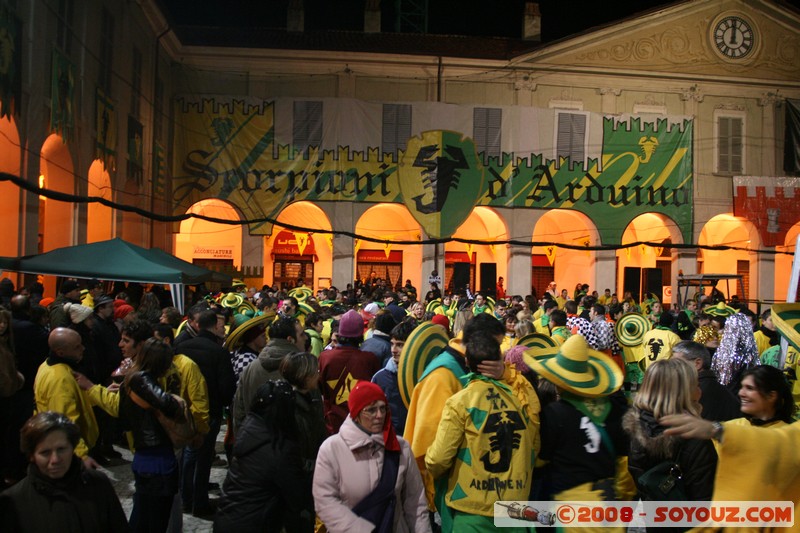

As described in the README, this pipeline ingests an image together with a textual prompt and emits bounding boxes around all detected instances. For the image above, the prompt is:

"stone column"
[593,249,617,295]
[754,251,775,309]
[322,202,357,289]
[496,207,542,297]
[671,247,698,308]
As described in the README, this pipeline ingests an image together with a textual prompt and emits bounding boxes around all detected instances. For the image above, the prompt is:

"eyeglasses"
[361,404,387,417]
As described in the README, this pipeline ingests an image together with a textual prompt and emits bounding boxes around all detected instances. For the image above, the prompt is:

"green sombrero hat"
[288,286,313,303]
[705,301,737,318]
[770,303,800,352]
[224,310,275,350]
[397,322,449,408]
[515,332,558,351]
[219,292,244,309]
[615,313,651,347]
[525,334,623,398]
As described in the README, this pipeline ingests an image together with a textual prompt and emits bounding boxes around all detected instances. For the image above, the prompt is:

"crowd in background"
[0,272,798,532]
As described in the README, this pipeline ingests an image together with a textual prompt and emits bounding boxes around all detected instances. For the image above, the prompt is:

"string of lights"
[1,170,790,255]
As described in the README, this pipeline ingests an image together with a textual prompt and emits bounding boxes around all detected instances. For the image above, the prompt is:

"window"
[717,115,744,174]
[556,111,587,167]
[473,107,501,164]
[292,101,323,156]
[382,104,411,159]
[56,0,74,55]
[99,8,114,95]
[131,47,142,118]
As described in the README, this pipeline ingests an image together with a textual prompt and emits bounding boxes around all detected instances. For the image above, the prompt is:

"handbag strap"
[351,449,400,530]
[128,388,152,410]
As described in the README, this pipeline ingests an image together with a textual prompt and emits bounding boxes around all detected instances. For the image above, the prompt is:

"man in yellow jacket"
[33,327,100,468]
[426,334,538,532]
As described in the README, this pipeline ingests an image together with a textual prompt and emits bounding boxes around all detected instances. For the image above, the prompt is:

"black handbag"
[638,446,688,501]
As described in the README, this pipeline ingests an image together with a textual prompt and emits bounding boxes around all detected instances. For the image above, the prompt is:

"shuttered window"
[293,101,323,156]
[382,104,412,159]
[718,116,743,173]
[473,107,502,164]
[556,112,586,166]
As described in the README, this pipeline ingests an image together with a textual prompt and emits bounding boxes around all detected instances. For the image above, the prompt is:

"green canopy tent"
[0,238,232,312]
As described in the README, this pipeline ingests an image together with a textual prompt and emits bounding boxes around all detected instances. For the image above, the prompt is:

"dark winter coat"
[213,412,314,533]
[0,457,130,533]
[624,408,717,502]
[176,329,236,417]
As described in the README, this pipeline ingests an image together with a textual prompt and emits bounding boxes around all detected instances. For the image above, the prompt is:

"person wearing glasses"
[313,381,430,533]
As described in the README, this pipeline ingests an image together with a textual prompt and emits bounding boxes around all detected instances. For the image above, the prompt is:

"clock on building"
[712,16,756,59]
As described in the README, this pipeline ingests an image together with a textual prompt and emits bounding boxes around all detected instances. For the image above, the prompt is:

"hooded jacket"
[623,408,717,501]
[313,416,430,533]
[214,411,314,533]
[233,337,299,430]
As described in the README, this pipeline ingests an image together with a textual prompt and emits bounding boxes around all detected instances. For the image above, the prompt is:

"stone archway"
[267,201,334,290]
[86,160,113,243]
[39,134,75,252]
[354,203,421,293]
[532,209,599,298]
[0,109,21,287]
[698,214,761,302]
[176,199,244,287]
[617,213,683,306]
[446,206,508,297]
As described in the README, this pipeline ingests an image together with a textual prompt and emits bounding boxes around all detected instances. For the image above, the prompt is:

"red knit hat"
[348,381,399,451]
[431,314,450,333]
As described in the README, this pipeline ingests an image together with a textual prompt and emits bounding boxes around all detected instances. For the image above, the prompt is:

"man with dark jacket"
[48,279,82,329]
[673,340,741,421]
[232,316,305,430]
[360,311,396,366]
[174,302,209,348]
[175,309,236,517]
[90,295,124,460]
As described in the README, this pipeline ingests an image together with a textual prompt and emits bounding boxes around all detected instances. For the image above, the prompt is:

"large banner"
[172,97,693,244]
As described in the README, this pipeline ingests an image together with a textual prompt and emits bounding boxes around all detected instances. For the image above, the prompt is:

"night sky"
[157,0,800,43]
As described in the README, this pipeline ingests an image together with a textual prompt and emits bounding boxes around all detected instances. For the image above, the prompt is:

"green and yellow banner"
[95,88,116,168]
[172,97,692,243]
[50,49,74,139]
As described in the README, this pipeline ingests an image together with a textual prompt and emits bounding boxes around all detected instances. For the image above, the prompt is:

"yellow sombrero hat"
[705,301,737,318]
[294,301,315,326]
[236,300,257,317]
[770,303,800,352]
[219,292,244,309]
[615,313,651,347]
[288,286,313,303]
[224,311,275,350]
[515,332,558,351]
[426,298,442,313]
[525,334,622,398]
[397,322,449,408]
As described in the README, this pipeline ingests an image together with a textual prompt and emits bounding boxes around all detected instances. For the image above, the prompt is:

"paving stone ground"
[102,424,228,533]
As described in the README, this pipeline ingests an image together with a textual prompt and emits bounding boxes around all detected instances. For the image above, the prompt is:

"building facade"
[1,0,798,305]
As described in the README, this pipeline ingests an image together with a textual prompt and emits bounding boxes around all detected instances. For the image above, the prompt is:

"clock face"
[713,16,755,59]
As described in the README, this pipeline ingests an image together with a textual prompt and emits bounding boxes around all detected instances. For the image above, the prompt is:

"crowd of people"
[0,273,798,532]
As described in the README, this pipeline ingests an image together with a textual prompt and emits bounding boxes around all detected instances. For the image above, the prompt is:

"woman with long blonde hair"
[623,358,717,506]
